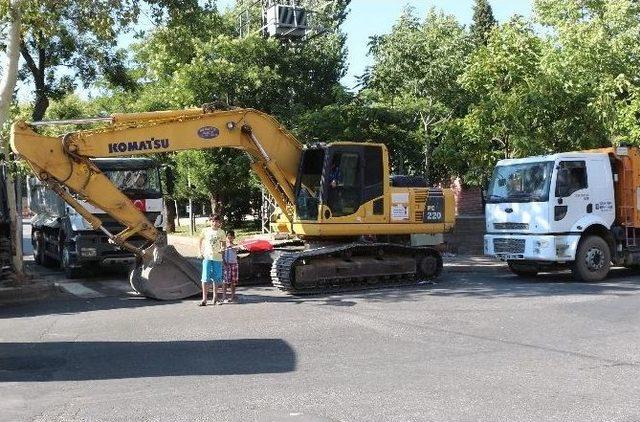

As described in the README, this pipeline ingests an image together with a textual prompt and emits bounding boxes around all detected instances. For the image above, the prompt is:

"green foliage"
[295,101,423,174]
[364,7,472,182]
[125,2,348,221]
[172,149,260,224]
[469,0,497,46]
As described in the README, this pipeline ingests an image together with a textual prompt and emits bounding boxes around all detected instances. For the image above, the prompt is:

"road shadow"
[237,267,640,305]
[428,267,640,299]
[0,295,179,320]
[0,339,296,382]
[238,284,437,307]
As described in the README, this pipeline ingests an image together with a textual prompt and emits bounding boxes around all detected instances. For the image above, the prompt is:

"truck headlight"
[80,247,97,257]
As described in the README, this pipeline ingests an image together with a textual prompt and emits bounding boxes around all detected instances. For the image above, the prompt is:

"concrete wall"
[445,188,486,255]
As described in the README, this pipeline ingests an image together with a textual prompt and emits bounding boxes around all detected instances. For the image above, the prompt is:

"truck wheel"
[572,235,611,282]
[61,243,85,279]
[32,231,42,265]
[507,261,538,277]
[416,252,443,280]
[33,231,56,267]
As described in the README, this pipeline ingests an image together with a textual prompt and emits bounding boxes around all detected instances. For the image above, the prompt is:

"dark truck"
[29,158,164,278]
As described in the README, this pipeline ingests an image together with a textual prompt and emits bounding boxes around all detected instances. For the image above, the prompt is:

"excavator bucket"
[129,244,202,300]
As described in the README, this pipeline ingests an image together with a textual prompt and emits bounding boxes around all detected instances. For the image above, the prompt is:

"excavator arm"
[10,106,304,299]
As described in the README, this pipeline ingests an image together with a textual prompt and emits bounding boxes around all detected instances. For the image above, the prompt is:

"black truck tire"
[33,230,57,267]
[32,231,42,265]
[507,261,539,277]
[61,242,86,279]
[571,235,611,282]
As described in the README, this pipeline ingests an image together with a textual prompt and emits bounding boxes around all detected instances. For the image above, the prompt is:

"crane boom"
[11,107,303,246]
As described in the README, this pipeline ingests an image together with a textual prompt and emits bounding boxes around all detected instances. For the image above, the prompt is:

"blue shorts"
[201,259,223,284]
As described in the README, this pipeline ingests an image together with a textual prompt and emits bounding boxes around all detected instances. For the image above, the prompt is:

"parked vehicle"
[484,146,640,281]
[29,158,164,278]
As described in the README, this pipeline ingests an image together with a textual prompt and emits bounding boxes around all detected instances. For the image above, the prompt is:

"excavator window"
[323,145,385,218]
[295,148,325,220]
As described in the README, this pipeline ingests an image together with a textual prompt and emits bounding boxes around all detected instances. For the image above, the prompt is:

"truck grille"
[494,222,529,230]
[493,238,525,254]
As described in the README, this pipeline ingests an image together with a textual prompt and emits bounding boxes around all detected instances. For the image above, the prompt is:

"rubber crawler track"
[270,242,443,295]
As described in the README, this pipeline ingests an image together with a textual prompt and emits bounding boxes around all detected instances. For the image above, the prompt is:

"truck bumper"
[484,233,580,262]
[70,233,142,267]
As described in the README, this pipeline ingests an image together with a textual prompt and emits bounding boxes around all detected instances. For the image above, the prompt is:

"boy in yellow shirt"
[198,215,226,306]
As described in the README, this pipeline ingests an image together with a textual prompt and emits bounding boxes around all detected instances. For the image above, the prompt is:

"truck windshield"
[487,161,553,203]
[104,168,162,198]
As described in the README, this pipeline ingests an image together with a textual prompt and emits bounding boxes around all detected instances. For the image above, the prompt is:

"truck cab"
[29,158,164,278]
[484,151,619,281]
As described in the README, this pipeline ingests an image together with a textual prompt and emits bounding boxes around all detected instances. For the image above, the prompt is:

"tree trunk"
[420,113,430,183]
[209,193,221,218]
[0,0,24,128]
[32,88,50,121]
[164,197,176,233]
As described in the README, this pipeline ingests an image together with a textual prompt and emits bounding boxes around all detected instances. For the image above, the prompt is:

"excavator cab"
[294,144,386,222]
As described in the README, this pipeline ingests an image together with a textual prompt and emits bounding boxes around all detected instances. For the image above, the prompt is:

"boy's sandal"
[198,301,207,307]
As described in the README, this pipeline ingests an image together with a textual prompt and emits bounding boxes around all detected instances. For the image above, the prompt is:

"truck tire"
[33,230,56,267]
[507,261,538,277]
[61,243,86,279]
[571,235,611,282]
[32,231,42,265]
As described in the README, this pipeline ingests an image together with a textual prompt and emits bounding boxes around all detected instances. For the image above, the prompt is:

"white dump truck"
[484,146,640,281]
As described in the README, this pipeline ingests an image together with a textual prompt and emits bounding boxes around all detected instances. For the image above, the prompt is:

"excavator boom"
[11,107,303,300]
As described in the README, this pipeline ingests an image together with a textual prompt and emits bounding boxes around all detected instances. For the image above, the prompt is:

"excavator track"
[270,242,443,295]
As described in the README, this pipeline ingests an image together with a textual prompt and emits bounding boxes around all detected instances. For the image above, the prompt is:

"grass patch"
[170,222,261,240]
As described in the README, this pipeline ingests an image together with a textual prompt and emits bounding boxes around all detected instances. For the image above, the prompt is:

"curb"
[0,282,60,306]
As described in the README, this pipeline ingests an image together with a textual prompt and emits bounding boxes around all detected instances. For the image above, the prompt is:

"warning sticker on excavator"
[391,203,409,220]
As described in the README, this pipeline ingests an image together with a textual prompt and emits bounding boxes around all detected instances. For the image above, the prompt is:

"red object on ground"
[241,239,274,253]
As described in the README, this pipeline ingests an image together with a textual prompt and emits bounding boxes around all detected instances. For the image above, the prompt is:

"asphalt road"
[2,264,640,421]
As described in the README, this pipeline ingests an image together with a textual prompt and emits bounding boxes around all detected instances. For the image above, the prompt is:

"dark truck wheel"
[572,235,611,282]
[61,242,87,279]
[33,230,56,267]
[507,261,538,277]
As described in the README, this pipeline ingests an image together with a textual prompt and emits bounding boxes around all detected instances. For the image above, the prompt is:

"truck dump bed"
[609,146,640,229]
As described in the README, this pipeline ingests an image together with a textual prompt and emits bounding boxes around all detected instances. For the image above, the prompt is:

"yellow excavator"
[10,105,455,300]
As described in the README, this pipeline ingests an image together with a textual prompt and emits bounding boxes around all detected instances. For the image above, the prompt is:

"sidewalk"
[0,269,59,306]
[168,234,199,257]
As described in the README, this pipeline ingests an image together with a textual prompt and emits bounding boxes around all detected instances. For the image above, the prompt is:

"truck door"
[551,159,613,232]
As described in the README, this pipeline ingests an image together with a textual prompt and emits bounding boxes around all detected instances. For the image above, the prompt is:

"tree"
[534,0,640,144]
[14,0,208,121]
[295,100,423,174]
[469,0,497,46]
[455,15,611,186]
[127,1,350,220]
[365,7,471,182]
[0,0,23,130]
